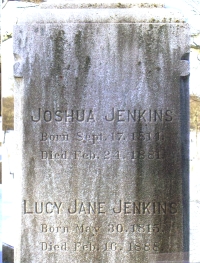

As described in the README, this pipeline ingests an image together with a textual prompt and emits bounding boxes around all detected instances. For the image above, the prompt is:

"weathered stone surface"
[41,0,165,9]
[14,6,190,263]
[13,8,185,24]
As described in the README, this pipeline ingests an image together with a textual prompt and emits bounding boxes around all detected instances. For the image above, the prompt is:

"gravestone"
[14,2,190,263]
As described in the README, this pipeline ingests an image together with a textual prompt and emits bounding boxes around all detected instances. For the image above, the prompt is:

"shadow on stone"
[149,252,189,262]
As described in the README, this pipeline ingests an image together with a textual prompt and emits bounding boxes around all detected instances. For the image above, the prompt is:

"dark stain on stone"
[135,122,145,198]
[74,28,91,89]
[34,27,39,33]
[18,38,22,48]
[52,30,65,75]
[40,26,45,36]
[85,55,91,73]
[24,157,36,198]
[116,24,135,75]
[149,24,153,30]
[75,30,82,55]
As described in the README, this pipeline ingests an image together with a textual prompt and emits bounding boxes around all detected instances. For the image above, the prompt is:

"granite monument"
[14,1,190,262]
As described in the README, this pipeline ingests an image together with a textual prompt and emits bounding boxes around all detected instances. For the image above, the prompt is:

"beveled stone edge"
[16,9,186,24]
[40,1,165,9]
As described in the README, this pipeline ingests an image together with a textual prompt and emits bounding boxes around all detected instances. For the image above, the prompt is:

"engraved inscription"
[112,200,178,215]
[41,242,68,251]
[39,222,175,235]
[40,149,165,160]
[31,108,174,123]
[31,108,95,123]
[41,224,69,233]
[68,200,106,214]
[75,224,101,234]
[24,200,178,215]
[24,200,63,214]
[40,132,69,142]
[28,106,178,258]
[40,131,165,144]
[104,108,173,122]
[39,241,161,252]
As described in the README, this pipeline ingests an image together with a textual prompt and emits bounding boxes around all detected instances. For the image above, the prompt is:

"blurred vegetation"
[2,32,12,42]
[2,96,14,131]
[190,94,200,131]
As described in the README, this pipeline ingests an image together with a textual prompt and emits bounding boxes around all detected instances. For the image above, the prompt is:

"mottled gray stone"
[13,9,185,24]
[41,0,165,9]
[14,5,190,263]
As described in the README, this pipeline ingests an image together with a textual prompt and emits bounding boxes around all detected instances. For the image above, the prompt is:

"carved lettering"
[41,224,68,233]
[23,200,178,215]
[41,242,67,251]
[31,108,173,123]
[24,200,62,214]
[31,109,96,123]
[68,200,106,214]
[104,108,173,122]
[40,132,69,142]
[113,200,178,215]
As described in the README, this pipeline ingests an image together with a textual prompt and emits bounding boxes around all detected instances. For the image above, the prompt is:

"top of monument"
[15,8,186,24]
[40,0,165,9]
